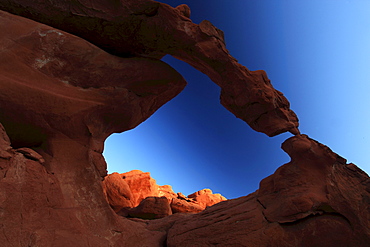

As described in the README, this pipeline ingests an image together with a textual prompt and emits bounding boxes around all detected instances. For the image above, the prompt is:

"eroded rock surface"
[0,0,368,246]
[163,135,370,247]
[0,0,299,136]
[0,124,169,246]
[0,9,186,174]
[102,170,226,219]
[0,9,184,247]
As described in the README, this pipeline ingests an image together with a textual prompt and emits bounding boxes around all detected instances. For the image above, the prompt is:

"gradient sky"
[104,0,370,199]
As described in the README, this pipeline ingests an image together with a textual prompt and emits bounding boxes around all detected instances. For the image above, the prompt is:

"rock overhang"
[0,1,368,246]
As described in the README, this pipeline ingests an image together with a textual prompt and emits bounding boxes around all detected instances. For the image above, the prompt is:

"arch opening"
[103,55,291,200]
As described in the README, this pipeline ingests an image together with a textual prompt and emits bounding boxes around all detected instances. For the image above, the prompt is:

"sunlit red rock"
[159,184,178,199]
[102,170,226,219]
[102,172,134,211]
[188,188,227,208]
[118,170,161,207]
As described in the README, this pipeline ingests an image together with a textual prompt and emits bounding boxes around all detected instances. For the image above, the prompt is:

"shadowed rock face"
[163,135,370,247]
[0,0,368,246]
[0,7,185,133]
[0,8,186,246]
[0,9,186,177]
[0,0,299,136]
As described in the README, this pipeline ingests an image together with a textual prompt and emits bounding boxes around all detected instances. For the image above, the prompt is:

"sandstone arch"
[0,1,368,246]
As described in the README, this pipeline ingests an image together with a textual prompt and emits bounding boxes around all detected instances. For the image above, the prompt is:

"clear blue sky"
[104,0,370,199]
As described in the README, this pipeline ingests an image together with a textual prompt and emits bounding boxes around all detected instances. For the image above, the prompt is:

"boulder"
[170,198,204,214]
[188,188,227,208]
[128,196,172,220]
[102,173,134,212]
[120,170,163,207]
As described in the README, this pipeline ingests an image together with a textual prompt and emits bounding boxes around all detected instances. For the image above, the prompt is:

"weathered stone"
[0,9,184,246]
[129,196,172,220]
[103,173,134,212]
[15,147,45,164]
[188,188,227,208]
[0,0,299,136]
[0,1,368,246]
[164,135,370,247]
[120,170,162,207]
[103,170,226,216]
[0,123,12,159]
[170,198,204,214]
[159,184,177,199]
[175,4,191,18]
[0,9,186,152]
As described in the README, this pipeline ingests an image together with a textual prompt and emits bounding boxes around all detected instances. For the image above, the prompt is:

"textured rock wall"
[0,0,299,136]
[164,135,370,247]
[0,8,186,174]
[0,8,184,246]
[0,0,368,246]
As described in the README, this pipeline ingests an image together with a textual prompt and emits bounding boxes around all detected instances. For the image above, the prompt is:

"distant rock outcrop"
[103,170,226,219]
[0,0,368,246]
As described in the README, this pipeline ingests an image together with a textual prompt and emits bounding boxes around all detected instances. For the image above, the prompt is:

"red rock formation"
[2,116,370,246]
[120,170,177,207]
[188,188,227,208]
[170,198,204,214]
[0,124,12,160]
[0,123,170,246]
[103,170,226,218]
[0,9,186,174]
[0,0,299,136]
[102,172,134,211]
[163,135,370,247]
[129,196,172,219]
[0,0,369,246]
[0,9,184,246]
